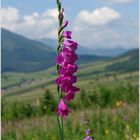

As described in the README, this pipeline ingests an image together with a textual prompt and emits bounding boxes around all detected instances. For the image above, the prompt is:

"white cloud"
[0,7,20,29]
[0,7,58,39]
[72,7,138,49]
[73,28,138,49]
[42,8,58,20]
[0,7,20,23]
[1,6,138,49]
[76,7,120,26]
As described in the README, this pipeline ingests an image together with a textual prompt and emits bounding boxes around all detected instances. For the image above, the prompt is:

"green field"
[1,50,139,140]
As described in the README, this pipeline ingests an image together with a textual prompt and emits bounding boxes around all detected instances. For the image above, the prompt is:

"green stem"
[56,0,64,140]
[61,116,64,140]
[57,116,63,139]
[57,85,60,102]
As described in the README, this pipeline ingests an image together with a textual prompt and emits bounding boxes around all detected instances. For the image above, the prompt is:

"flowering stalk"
[83,113,93,140]
[84,129,93,140]
[56,0,80,139]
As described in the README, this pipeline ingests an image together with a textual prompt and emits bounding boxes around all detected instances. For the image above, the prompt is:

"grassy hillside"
[2,48,139,99]
[1,48,139,140]
[2,56,139,140]
[105,49,139,72]
[1,28,108,73]
[2,48,138,90]
[1,28,56,72]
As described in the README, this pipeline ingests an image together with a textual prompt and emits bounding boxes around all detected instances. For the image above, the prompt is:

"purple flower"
[63,86,80,101]
[58,64,78,76]
[56,75,80,95]
[55,40,79,100]
[84,136,92,140]
[56,75,77,85]
[62,31,72,39]
[86,129,91,135]
[56,7,79,118]
[62,46,75,54]
[63,40,78,50]
[57,99,71,117]
[64,92,75,102]
[56,51,78,67]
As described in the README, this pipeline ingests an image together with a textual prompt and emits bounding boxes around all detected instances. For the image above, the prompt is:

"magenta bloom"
[56,75,77,85]
[55,39,79,101]
[63,40,78,50]
[56,75,79,96]
[56,7,79,117]
[64,86,79,101]
[57,99,70,117]
[56,51,78,67]
[63,31,72,39]
[64,92,75,102]
[58,64,78,76]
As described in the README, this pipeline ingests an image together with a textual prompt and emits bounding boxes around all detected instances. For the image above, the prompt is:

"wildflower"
[55,1,79,139]
[56,75,77,86]
[86,129,91,135]
[57,99,71,117]
[56,7,79,117]
[63,40,78,49]
[56,47,78,67]
[58,64,78,76]
[64,92,75,102]
[115,100,122,107]
[62,31,72,39]
[55,35,79,104]
[83,128,93,140]
[84,136,92,140]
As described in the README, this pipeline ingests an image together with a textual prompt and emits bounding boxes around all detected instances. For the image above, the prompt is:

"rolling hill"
[105,48,139,72]
[1,48,139,91]
[1,28,109,72]
[1,28,56,72]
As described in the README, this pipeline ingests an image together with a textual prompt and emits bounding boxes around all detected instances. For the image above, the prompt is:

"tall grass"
[2,84,139,140]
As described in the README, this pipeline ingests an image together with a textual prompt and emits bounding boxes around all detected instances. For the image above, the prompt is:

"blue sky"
[1,0,139,49]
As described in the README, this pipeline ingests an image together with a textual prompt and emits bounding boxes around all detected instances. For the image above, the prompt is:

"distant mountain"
[39,38,130,56]
[2,29,108,72]
[1,28,56,72]
[39,38,93,55]
[105,48,139,72]
[78,55,109,64]
[90,47,130,57]
[39,38,58,50]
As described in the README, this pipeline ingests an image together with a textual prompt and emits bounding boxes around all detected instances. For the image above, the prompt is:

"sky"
[1,0,139,49]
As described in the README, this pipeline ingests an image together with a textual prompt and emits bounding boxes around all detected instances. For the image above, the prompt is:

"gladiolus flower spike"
[55,0,80,139]
[56,0,80,118]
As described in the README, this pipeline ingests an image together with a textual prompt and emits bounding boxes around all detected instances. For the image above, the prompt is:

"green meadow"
[1,49,139,140]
